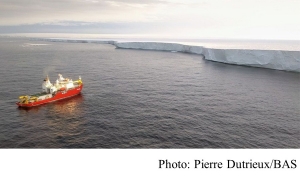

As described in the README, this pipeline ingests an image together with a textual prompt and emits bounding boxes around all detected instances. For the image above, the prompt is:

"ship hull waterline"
[16,84,83,108]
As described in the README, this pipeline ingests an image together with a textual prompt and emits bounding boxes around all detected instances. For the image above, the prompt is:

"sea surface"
[0,36,299,148]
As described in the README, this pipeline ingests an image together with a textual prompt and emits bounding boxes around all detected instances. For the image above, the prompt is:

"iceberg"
[31,38,300,72]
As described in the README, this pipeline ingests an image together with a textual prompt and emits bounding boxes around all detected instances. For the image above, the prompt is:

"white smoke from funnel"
[43,66,56,77]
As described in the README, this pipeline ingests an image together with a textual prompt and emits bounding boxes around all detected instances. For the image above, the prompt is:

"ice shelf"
[32,38,300,72]
[115,42,300,72]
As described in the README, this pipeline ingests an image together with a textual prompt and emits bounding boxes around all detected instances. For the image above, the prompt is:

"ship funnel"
[42,75,52,93]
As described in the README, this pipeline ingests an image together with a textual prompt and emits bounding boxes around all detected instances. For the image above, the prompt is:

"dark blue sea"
[0,36,299,148]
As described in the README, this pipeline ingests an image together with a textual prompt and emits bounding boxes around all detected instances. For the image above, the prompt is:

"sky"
[0,0,299,39]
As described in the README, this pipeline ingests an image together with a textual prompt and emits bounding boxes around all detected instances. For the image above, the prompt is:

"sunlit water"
[0,37,299,148]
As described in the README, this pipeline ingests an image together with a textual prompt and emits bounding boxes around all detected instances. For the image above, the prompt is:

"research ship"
[17,74,83,107]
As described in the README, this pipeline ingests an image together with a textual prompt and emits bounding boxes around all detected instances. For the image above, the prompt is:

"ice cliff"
[31,38,300,72]
[114,42,300,72]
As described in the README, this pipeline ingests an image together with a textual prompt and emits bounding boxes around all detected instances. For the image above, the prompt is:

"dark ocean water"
[0,37,299,148]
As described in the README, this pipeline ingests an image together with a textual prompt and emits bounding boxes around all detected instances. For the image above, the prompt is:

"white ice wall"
[115,42,300,72]
[31,38,300,72]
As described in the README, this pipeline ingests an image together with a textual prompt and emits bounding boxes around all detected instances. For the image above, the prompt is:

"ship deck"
[30,92,48,97]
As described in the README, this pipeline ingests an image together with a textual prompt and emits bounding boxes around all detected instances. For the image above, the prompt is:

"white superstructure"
[42,74,82,94]
[42,76,53,93]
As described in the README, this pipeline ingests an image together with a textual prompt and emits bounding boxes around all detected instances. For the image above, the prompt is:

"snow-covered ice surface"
[31,38,300,72]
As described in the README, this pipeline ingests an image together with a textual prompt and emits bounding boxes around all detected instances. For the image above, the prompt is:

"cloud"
[0,0,299,39]
[0,0,171,25]
[0,21,170,34]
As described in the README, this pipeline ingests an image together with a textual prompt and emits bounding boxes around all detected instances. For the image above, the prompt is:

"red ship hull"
[16,84,83,107]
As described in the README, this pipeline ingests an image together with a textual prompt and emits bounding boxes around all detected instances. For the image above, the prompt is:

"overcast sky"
[0,0,299,39]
